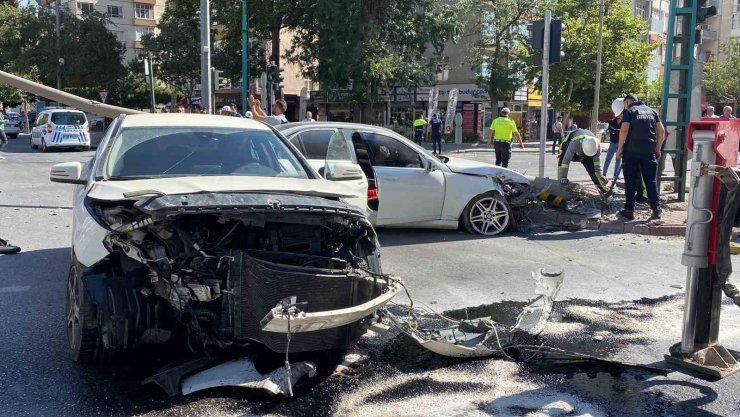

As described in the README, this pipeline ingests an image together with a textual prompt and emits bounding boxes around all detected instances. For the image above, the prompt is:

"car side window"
[361,132,423,168]
[36,114,48,126]
[294,130,334,159]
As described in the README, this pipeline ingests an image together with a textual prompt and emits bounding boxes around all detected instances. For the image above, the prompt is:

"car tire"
[66,260,99,363]
[41,138,49,152]
[461,192,511,236]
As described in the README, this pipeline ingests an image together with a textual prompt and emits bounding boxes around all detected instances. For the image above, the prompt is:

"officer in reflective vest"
[486,107,523,168]
[557,128,610,196]
[413,114,427,145]
[616,93,665,221]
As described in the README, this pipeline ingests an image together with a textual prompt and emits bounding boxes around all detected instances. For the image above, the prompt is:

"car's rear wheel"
[67,261,99,363]
[41,138,48,152]
[462,192,511,236]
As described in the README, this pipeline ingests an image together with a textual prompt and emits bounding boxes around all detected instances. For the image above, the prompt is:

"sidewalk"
[423,140,572,154]
[525,183,687,237]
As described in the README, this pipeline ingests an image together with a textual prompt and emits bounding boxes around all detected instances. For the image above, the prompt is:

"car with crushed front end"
[51,114,400,365]
[275,122,532,236]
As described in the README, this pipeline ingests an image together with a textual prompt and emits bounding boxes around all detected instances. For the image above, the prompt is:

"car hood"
[444,156,530,184]
[87,176,360,201]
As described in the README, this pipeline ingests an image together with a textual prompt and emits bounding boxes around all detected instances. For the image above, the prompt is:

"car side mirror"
[325,162,364,181]
[425,159,436,172]
[50,162,86,184]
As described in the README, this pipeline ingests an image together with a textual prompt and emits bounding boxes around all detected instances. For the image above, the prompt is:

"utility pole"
[144,56,156,113]
[200,0,212,114]
[591,0,605,132]
[538,8,552,179]
[55,0,61,90]
[241,0,249,114]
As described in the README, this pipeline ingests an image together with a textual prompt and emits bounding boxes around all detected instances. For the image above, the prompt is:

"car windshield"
[51,112,86,125]
[105,127,309,180]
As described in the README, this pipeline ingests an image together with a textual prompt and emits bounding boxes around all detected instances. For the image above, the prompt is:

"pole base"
[665,343,740,379]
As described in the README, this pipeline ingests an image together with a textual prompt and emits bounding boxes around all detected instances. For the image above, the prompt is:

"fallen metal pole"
[0,70,142,118]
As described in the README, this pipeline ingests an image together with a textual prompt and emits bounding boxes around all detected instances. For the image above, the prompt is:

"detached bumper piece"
[390,268,564,358]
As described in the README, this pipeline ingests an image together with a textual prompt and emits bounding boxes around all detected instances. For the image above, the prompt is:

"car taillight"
[46,123,52,134]
[367,188,378,201]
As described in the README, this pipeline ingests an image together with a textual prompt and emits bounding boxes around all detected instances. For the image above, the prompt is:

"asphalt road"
[1,135,739,417]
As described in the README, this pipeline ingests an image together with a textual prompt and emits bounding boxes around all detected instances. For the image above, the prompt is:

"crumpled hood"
[87,176,360,201]
[444,156,530,184]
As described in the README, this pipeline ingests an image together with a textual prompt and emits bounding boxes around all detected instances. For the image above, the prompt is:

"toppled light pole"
[537,9,551,179]
[591,0,604,132]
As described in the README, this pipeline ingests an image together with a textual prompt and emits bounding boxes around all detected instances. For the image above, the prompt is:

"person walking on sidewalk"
[486,107,524,168]
[551,116,564,155]
[429,113,444,154]
[616,94,665,221]
[557,128,610,196]
[413,114,427,145]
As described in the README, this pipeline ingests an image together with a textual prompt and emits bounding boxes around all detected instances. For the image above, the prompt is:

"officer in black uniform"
[616,94,665,221]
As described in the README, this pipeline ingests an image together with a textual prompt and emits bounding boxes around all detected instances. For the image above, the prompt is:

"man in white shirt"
[302,111,316,122]
[249,95,288,126]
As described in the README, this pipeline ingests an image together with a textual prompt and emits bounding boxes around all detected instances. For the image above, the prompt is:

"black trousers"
[551,133,562,154]
[623,152,660,211]
[432,133,442,153]
[494,141,512,167]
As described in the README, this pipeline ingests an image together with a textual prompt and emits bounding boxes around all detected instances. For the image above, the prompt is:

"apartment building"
[56,0,167,62]
[702,0,740,60]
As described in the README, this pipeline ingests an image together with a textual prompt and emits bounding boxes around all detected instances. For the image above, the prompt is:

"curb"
[529,212,686,237]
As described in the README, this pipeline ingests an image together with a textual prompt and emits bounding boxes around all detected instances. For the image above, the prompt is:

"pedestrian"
[0,107,8,157]
[706,105,719,118]
[557,128,611,196]
[429,113,444,154]
[245,110,253,119]
[722,106,736,119]
[602,99,623,180]
[486,107,524,168]
[229,103,243,118]
[219,105,233,116]
[616,93,665,221]
[551,116,564,155]
[249,95,288,125]
[413,114,426,145]
[564,117,576,133]
[302,111,316,122]
[175,105,185,113]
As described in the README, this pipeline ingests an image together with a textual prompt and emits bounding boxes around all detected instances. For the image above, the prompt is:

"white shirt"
[265,114,288,126]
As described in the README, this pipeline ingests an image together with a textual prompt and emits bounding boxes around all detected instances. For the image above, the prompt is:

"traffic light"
[212,68,229,90]
[549,19,565,65]
[528,19,545,67]
[696,0,717,23]
[266,63,276,82]
[274,67,285,93]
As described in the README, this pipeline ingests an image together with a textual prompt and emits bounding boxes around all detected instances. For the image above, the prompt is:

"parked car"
[50,114,399,363]
[275,122,532,236]
[596,122,609,143]
[30,108,91,152]
[3,112,21,138]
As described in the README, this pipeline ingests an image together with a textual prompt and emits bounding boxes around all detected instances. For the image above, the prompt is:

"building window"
[77,2,94,13]
[135,3,155,20]
[513,87,527,102]
[107,5,123,18]
[481,11,496,37]
[135,26,154,41]
[635,1,649,20]
[435,57,449,82]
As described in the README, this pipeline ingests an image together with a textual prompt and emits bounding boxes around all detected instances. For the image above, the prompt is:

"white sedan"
[276,122,532,235]
[50,114,399,365]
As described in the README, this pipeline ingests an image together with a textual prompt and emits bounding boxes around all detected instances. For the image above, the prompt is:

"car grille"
[227,251,363,353]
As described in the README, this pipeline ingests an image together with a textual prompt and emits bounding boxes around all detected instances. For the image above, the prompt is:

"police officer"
[486,107,523,168]
[616,94,665,221]
[429,113,444,154]
[557,128,610,196]
[413,114,427,145]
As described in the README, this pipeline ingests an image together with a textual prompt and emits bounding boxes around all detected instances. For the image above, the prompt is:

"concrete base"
[665,344,740,379]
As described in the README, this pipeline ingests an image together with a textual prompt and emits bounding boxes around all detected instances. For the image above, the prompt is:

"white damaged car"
[51,114,400,365]
[276,123,532,235]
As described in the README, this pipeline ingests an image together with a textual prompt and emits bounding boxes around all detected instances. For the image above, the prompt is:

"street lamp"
[591,0,605,132]
[138,53,157,113]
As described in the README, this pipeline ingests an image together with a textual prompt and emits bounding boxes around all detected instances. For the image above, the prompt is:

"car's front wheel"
[462,192,511,236]
[67,261,99,363]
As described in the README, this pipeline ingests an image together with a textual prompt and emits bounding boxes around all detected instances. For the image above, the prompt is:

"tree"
[642,77,663,108]
[472,0,539,110]
[703,40,740,110]
[110,62,173,110]
[529,0,654,115]
[285,0,464,111]
[141,0,201,99]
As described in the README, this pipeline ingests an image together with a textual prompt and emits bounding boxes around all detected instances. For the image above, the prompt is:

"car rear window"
[51,112,86,125]
[106,127,309,179]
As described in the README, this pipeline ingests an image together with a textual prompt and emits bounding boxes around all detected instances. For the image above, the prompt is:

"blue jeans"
[603,142,621,177]
[623,152,660,212]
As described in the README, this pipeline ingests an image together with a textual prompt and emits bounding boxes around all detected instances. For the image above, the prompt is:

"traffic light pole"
[200,0,212,114]
[538,9,551,179]
[591,0,605,132]
[241,0,249,114]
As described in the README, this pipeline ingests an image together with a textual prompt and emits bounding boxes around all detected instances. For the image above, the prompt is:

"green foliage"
[642,77,663,107]
[472,0,539,109]
[0,5,124,90]
[528,0,654,115]
[703,40,740,108]
[110,62,173,110]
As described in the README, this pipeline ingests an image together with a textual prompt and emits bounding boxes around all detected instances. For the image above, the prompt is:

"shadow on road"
[377,228,500,247]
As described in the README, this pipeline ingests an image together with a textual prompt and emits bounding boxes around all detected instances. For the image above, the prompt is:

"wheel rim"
[469,197,509,235]
[66,267,81,351]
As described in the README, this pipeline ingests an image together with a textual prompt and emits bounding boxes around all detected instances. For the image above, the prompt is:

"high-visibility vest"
[490,117,517,141]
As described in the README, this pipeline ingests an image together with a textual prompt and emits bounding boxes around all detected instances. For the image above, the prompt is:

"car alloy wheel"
[464,193,510,236]
[66,261,98,363]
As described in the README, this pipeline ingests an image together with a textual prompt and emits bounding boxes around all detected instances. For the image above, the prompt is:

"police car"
[30,108,91,152]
